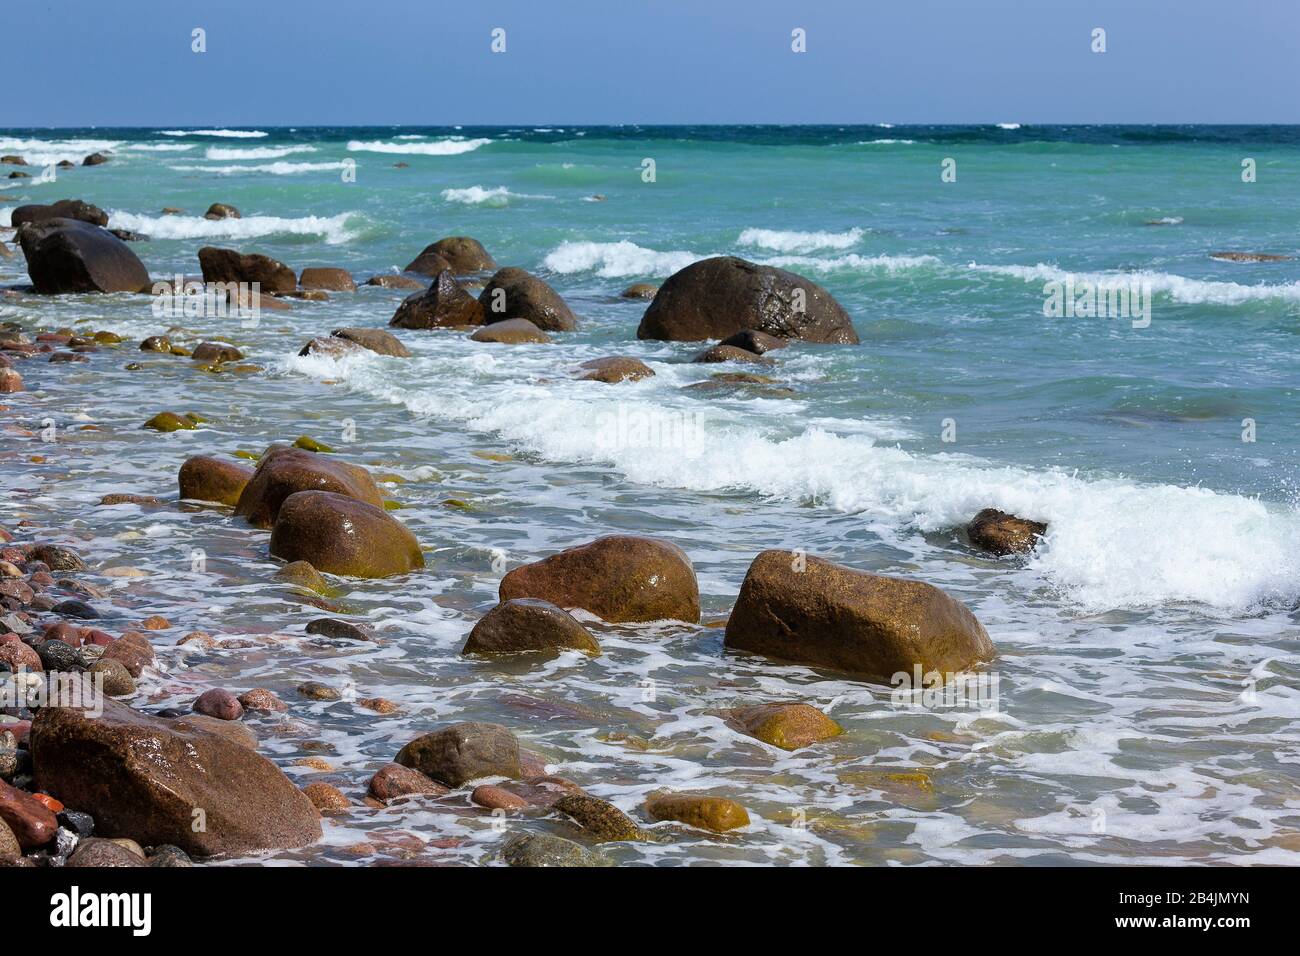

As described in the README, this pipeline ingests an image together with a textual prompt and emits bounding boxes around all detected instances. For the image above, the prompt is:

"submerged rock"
[330,327,410,357]
[298,267,356,292]
[692,344,775,365]
[499,535,700,623]
[395,722,521,788]
[31,699,321,857]
[462,598,600,657]
[500,831,609,867]
[469,318,551,344]
[620,283,658,299]
[721,702,843,750]
[638,256,858,344]
[722,550,995,683]
[576,356,654,383]
[269,490,424,578]
[203,203,240,220]
[644,791,750,832]
[718,329,788,355]
[367,763,449,803]
[553,793,642,842]
[966,508,1047,555]
[366,274,425,290]
[190,342,243,363]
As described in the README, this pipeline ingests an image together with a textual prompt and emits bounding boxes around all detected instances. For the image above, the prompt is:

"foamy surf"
[166,161,351,176]
[542,240,703,278]
[969,261,1300,305]
[286,349,1300,615]
[440,186,550,206]
[346,137,493,156]
[159,128,269,138]
[0,137,121,166]
[203,145,317,160]
[105,210,362,244]
[738,227,865,253]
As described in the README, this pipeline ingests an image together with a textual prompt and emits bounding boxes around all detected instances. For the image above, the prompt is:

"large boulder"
[395,722,521,787]
[389,270,484,328]
[197,246,296,295]
[406,236,494,275]
[269,490,424,578]
[30,699,321,857]
[723,550,995,682]
[10,199,108,228]
[17,219,149,294]
[479,267,577,332]
[462,598,601,657]
[499,535,700,623]
[178,455,255,506]
[637,256,858,344]
[234,445,383,528]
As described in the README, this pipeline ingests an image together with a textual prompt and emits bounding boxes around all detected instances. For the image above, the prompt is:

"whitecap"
[345,138,492,156]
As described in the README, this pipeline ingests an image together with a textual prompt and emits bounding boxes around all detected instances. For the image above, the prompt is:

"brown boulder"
[298,267,356,292]
[637,256,858,344]
[462,598,601,657]
[197,246,296,294]
[31,699,321,857]
[10,199,109,228]
[395,722,521,788]
[692,344,775,365]
[553,793,642,842]
[234,444,383,529]
[17,219,150,294]
[469,318,552,344]
[330,327,411,357]
[719,329,788,355]
[620,283,658,299]
[722,550,995,682]
[966,509,1047,555]
[178,455,254,506]
[479,267,577,332]
[190,341,243,363]
[389,270,485,328]
[406,236,495,275]
[577,356,654,383]
[268,490,424,578]
[499,535,699,623]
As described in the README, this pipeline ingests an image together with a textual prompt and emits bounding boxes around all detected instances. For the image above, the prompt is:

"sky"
[6,0,1299,127]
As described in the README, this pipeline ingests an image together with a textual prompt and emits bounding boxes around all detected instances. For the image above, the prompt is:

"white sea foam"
[121,143,196,152]
[855,139,917,146]
[159,129,268,138]
[970,261,1300,305]
[738,227,864,253]
[106,210,361,244]
[288,351,1300,614]
[0,137,121,166]
[203,145,317,160]
[440,185,550,207]
[760,252,939,273]
[166,161,350,176]
[542,240,703,278]
[997,122,1022,130]
[346,137,493,156]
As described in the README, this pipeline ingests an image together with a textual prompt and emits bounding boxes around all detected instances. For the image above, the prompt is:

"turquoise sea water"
[2,125,1298,865]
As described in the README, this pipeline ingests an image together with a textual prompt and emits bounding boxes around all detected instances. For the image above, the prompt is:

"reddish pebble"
[139,615,170,630]
[0,642,41,673]
[238,688,288,712]
[0,779,57,849]
[43,622,82,646]
[83,629,114,647]
[193,688,244,721]
[367,763,449,803]
[30,793,64,814]
[302,782,350,812]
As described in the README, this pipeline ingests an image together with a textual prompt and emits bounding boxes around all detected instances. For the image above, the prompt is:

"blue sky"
[9,0,1299,126]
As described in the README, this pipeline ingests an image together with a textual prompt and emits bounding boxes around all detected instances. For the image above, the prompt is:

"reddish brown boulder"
[269,490,424,578]
[193,688,244,721]
[499,535,700,623]
[479,267,577,332]
[99,631,154,677]
[0,779,59,849]
[234,445,383,529]
[723,550,995,682]
[406,236,495,275]
[367,763,449,803]
[31,699,321,857]
[462,598,601,657]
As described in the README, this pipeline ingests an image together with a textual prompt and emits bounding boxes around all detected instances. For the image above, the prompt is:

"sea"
[1,124,1298,865]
